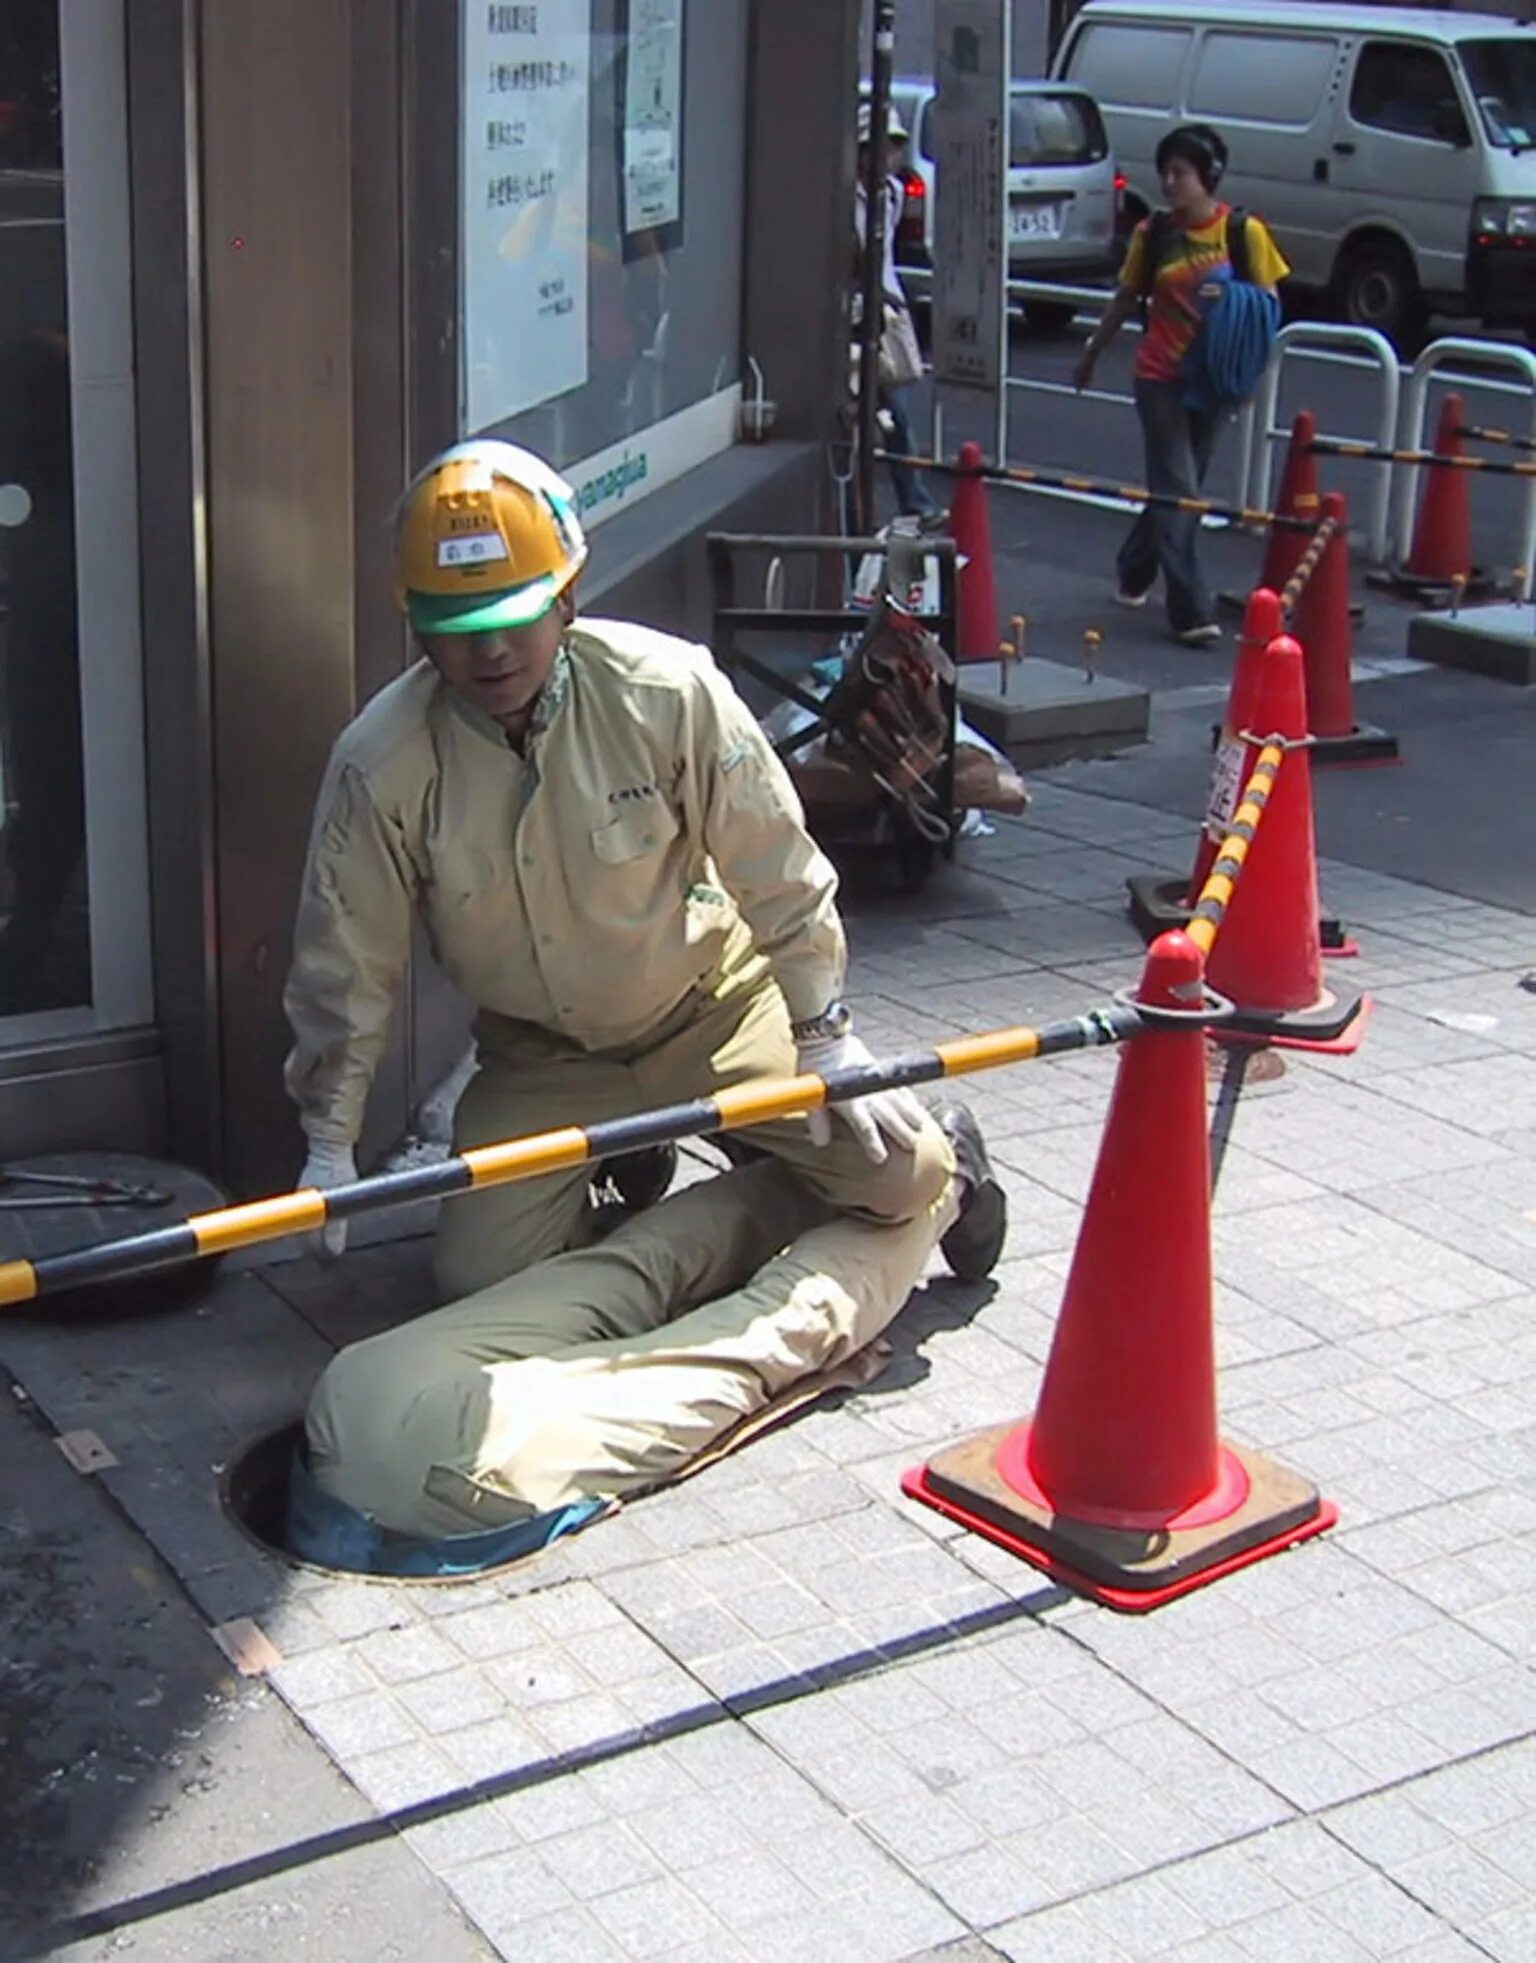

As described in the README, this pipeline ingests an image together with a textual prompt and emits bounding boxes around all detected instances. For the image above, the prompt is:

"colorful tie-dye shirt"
[1119,205,1289,384]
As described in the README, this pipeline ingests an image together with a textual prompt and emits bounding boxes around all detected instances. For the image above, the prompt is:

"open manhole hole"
[221,1421,307,1565]
[220,1421,590,1585]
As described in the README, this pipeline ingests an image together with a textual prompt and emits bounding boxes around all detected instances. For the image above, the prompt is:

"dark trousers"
[1118,377,1221,632]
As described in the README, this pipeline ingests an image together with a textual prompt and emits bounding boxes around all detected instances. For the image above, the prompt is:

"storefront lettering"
[486,118,528,150]
[488,3,539,31]
[576,452,649,517]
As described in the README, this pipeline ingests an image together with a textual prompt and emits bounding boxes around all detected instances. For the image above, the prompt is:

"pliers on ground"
[0,1165,174,1210]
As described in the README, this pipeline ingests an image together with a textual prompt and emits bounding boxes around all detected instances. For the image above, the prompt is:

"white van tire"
[1332,239,1427,352]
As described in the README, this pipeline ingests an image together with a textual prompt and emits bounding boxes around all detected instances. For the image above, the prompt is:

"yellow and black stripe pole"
[0,1003,1146,1311]
[1185,741,1288,958]
[1457,424,1536,456]
[873,450,1318,533]
[1278,517,1337,618]
[1308,439,1536,479]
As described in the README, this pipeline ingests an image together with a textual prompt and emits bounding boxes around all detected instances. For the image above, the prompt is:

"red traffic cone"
[1293,491,1399,766]
[902,930,1337,1611]
[950,441,999,662]
[1405,392,1473,586]
[1205,629,1369,1052]
[1258,411,1320,596]
[1125,589,1280,941]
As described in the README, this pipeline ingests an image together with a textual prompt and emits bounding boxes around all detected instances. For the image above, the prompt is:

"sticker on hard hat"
[1203,736,1245,841]
[438,533,510,568]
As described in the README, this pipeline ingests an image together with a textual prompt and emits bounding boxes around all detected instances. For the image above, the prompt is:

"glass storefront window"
[459,0,747,526]
[0,0,89,1017]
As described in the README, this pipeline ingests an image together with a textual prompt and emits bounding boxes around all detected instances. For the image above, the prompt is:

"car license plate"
[1010,202,1061,242]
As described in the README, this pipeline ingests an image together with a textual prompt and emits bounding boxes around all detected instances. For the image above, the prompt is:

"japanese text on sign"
[930,0,1008,395]
[461,0,591,429]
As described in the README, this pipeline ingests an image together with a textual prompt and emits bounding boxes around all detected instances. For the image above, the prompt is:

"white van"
[1055,2,1536,346]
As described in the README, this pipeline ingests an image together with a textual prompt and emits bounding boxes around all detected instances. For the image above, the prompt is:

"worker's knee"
[857,1111,955,1225]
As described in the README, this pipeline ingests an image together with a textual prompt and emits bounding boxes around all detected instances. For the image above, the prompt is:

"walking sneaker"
[1114,583,1152,608]
[1177,621,1223,647]
[932,1102,1009,1282]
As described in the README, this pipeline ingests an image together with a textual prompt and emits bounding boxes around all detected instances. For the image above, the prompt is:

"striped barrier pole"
[1183,739,1288,958]
[1456,425,1536,456]
[872,450,1318,533]
[1309,439,1536,478]
[0,1006,1146,1310]
[1277,516,1338,618]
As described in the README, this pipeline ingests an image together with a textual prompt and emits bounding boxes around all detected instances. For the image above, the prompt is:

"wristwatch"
[790,999,853,1043]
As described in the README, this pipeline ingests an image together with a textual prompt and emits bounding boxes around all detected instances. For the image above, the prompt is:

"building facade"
[0,0,861,1194]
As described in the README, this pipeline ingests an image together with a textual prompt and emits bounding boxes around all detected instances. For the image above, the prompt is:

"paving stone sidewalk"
[4,776,1533,1961]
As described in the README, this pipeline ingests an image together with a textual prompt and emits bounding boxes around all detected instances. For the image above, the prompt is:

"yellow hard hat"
[395,439,588,634]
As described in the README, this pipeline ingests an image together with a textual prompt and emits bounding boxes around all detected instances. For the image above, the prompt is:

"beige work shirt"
[284,619,845,1147]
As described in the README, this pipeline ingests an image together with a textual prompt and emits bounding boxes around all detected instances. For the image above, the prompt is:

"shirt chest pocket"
[589,802,679,866]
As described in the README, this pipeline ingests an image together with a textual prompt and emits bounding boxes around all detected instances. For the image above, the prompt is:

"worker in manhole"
[281,439,1007,1571]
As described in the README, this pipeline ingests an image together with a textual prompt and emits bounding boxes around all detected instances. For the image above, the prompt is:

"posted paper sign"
[462,0,592,430]
[930,0,1008,393]
[622,0,684,237]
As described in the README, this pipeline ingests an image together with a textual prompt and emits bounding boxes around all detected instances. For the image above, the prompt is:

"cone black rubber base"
[1215,989,1371,1056]
[1127,875,1358,959]
[1312,723,1401,767]
[1365,565,1495,603]
[1125,873,1192,941]
[903,1421,1336,1613]
[1219,588,1364,626]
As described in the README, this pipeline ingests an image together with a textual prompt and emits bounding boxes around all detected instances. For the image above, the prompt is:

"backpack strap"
[1139,210,1173,318]
[1227,205,1251,284]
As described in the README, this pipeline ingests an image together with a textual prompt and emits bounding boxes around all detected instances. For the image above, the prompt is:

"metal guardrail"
[1394,339,1536,576]
[1237,324,1399,567]
[917,283,1536,574]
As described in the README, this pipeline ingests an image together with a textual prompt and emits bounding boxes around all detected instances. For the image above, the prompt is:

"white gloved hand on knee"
[298,1140,357,1262]
[795,1030,926,1164]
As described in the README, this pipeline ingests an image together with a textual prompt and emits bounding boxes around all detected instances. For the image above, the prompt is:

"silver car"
[884,78,1122,327]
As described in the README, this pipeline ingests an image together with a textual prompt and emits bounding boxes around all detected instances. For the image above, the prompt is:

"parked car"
[873,77,1122,329]
[1055,1,1536,349]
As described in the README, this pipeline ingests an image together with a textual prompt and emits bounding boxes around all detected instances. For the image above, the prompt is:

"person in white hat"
[855,100,941,523]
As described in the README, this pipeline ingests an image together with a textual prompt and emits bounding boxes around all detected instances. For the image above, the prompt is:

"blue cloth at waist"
[285,1447,606,1578]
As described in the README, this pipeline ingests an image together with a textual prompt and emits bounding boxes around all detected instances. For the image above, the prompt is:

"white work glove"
[796,1030,927,1165]
[415,1046,477,1145]
[298,1141,357,1262]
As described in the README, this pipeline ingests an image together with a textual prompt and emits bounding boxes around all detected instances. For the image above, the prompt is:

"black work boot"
[933,1102,1008,1282]
[597,1142,678,1213]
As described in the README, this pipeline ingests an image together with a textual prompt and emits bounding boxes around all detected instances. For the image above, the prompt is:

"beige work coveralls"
[285,621,953,1533]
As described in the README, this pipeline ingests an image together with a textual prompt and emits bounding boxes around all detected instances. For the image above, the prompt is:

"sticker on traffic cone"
[902,930,1337,1612]
[1126,588,1363,948]
[1127,589,1281,946]
[1292,491,1399,767]
[1258,411,1321,596]
[1205,629,1369,1052]
[950,441,999,661]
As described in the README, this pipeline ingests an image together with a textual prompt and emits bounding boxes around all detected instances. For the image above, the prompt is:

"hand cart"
[706,531,961,892]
